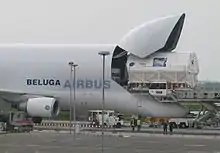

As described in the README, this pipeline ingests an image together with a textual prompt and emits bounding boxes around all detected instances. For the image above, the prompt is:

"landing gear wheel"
[32,117,42,124]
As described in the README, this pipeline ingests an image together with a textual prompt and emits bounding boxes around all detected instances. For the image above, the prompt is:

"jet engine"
[18,97,60,118]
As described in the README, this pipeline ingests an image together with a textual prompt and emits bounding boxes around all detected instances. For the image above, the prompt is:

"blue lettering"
[43,79,48,85]
[26,78,111,89]
[27,79,31,85]
[26,79,61,86]
[77,80,84,88]
[33,79,37,85]
[86,80,93,89]
[38,79,42,86]
[56,80,61,86]
[94,80,102,89]
[49,79,54,85]
[104,80,110,89]
[64,80,71,88]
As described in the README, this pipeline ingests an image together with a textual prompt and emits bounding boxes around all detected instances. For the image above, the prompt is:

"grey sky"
[0,0,219,81]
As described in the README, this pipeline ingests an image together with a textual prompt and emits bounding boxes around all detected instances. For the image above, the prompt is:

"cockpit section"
[111,46,129,87]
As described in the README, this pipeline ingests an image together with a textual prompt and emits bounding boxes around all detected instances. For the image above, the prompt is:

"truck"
[169,118,195,128]
[88,110,124,128]
[0,111,34,132]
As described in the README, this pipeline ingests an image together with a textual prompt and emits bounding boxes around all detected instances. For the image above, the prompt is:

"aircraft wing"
[0,88,55,103]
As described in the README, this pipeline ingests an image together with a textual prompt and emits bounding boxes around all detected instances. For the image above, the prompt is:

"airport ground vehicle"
[145,117,195,129]
[0,111,34,132]
[88,110,124,128]
[169,118,195,128]
[145,117,169,127]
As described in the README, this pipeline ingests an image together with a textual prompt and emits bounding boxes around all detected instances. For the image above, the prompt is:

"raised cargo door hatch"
[118,13,186,58]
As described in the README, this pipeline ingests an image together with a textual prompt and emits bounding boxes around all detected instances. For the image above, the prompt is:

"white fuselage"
[0,44,188,118]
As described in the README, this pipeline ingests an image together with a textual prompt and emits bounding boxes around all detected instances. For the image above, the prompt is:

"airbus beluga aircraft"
[0,13,188,123]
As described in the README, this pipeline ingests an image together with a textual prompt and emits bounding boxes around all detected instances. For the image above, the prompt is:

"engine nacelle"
[19,97,60,118]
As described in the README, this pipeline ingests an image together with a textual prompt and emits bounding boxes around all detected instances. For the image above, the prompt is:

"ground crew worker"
[163,120,168,135]
[134,118,137,128]
[130,117,135,131]
[137,118,141,131]
[169,122,173,135]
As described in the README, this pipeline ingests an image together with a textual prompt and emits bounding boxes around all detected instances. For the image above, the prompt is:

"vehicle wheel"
[32,117,42,124]
[103,123,107,127]
[116,123,121,128]
[179,122,186,128]
[171,122,177,128]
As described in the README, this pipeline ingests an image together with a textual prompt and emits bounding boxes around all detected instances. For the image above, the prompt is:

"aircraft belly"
[56,82,188,118]
[132,94,188,118]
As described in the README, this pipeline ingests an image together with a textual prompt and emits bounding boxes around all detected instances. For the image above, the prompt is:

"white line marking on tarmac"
[187,151,208,153]
[0,143,62,149]
[184,144,206,147]
[26,144,63,149]
[147,141,158,143]
[27,144,41,147]
[0,144,20,147]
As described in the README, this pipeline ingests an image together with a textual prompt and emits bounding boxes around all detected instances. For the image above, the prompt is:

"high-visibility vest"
[137,119,141,125]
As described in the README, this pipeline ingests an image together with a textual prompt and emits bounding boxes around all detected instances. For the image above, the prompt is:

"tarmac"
[1,131,220,153]
[82,127,220,136]
[34,123,220,136]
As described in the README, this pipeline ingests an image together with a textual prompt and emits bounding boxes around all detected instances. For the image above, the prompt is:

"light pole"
[69,61,73,134]
[72,63,78,139]
[98,51,110,153]
[68,61,78,137]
